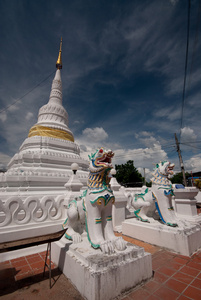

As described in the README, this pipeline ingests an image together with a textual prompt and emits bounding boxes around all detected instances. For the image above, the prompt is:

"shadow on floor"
[0,267,62,297]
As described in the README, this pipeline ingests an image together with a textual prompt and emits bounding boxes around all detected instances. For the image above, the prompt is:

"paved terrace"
[0,233,201,300]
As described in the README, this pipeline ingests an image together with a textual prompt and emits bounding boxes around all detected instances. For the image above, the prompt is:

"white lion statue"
[126,161,178,227]
[63,148,126,254]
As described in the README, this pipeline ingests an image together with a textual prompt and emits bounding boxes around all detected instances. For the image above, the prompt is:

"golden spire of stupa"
[56,37,62,69]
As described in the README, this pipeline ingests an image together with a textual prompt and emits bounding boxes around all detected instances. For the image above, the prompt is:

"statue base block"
[51,236,152,300]
[122,218,201,256]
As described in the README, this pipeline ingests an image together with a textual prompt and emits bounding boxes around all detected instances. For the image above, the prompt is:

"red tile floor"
[0,234,201,300]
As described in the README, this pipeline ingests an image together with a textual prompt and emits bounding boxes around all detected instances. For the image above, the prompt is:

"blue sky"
[0,0,201,180]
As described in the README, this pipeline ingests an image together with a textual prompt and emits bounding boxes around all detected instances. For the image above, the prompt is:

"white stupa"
[0,38,89,200]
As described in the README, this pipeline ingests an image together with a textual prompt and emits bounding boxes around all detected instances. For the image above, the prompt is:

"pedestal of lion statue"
[122,218,201,256]
[51,235,152,300]
[122,161,201,256]
[51,148,152,300]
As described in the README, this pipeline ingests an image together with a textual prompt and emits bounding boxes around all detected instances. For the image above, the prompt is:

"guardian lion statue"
[151,161,177,227]
[63,148,126,254]
[127,161,178,227]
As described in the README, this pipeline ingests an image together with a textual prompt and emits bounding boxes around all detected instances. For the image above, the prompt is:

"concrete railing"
[0,195,68,244]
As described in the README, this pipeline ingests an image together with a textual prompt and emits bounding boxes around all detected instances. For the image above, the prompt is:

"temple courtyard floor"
[0,233,201,300]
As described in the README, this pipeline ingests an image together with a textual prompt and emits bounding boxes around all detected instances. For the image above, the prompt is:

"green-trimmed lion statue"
[63,148,126,254]
[126,161,178,227]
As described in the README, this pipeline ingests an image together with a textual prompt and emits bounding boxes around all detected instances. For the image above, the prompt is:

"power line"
[180,142,201,150]
[179,0,191,141]
[124,140,176,149]
[175,133,187,186]
[181,140,201,144]
[0,70,55,115]
[187,0,201,94]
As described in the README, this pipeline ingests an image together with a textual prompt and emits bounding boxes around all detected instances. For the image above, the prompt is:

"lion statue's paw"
[71,233,82,244]
[113,237,127,251]
[100,240,115,254]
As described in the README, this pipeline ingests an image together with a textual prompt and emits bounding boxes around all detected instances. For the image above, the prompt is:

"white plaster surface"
[110,180,127,232]
[174,188,199,217]
[52,236,152,300]
[111,180,138,232]
[196,191,201,203]
[122,218,201,256]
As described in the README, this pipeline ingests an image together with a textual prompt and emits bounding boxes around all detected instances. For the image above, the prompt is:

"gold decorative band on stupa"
[28,125,74,142]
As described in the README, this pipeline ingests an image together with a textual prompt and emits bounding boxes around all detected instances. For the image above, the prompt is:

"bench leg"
[43,242,52,288]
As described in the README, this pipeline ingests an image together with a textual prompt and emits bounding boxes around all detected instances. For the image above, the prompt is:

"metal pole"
[174,133,187,186]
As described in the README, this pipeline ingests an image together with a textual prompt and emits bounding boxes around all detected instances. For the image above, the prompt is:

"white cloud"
[0,82,48,155]
[0,112,7,122]
[169,0,179,6]
[154,106,181,122]
[82,127,108,142]
[76,127,110,162]
[141,131,152,137]
[188,92,201,108]
[110,132,169,180]
[135,131,153,139]
[134,131,166,150]
[25,112,34,120]
[112,145,167,181]
[138,167,152,182]
[7,101,21,112]
[184,154,201,173]
[181,127,197,143]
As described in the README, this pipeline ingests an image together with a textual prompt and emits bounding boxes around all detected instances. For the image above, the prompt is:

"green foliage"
[115,160,143,187]
[170,172,190,185]
[195,179,201,190]
[146,181,152,187]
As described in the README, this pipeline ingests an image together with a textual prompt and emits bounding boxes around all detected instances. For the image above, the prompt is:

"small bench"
[0,228,66,288]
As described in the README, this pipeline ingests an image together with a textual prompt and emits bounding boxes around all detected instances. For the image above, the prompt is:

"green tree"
[170,172,190,185]
[194,179,201,190]
[146,181,152,187]
[115,160,144,187]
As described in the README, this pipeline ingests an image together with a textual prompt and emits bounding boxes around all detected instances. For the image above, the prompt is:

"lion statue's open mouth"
[90,148,114,171]
[155,161,175,177]
[167,163,175,175]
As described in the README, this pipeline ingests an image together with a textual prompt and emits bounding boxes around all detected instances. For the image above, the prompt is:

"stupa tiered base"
[52,235,152,300]
[122,218,201,257]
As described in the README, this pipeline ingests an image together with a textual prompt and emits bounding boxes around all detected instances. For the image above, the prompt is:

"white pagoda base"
[122,218,201,257]
[52,235,152,300]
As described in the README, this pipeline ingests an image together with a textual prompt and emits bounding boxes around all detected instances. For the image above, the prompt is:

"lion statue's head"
[151,161,175,186]
[88,148,114,173]
[155,161,175,177]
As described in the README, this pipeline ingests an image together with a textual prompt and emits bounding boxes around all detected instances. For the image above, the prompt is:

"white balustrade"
[0,195,68,245]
